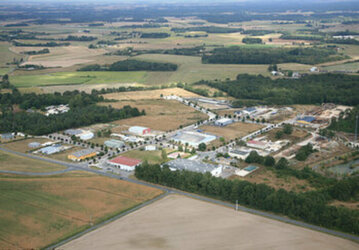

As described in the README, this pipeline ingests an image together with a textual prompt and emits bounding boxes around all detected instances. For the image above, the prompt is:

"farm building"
[28,142,41,148]
[214,118,233,127]
[172,131,216,147]
[108,156,142,171]
[129,126,151,136]
[38,144,62,155]
[1,133,14,140]
[145,145,157,151]
[68,149,97,161]
[165,159,222,177]
[104,139,125,149]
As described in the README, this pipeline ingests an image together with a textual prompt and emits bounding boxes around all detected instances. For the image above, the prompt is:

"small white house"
[145,145,157,151]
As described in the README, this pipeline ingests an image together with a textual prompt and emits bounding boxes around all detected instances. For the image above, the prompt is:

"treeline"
[242,30,275,36]
[328,106,359,134]
[242,37,262,44]
[140,33,170,39]
[0,105,142,135]
[23,48,50,55]
[135,163,359,235]
[78,59,177,72]
[171,26,243,33]
[60,35,97,41]
[202,46,344,65]
[197,74,359,106]
[110,46,204,57]
[12,41,70,47]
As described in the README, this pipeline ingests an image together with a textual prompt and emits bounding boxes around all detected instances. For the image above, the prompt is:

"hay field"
[102,88,199,100]
[201,122,264,141]
[105,99,208,131]
[0,150,66,173]
[61,195,358,250]
[0,171,163,249]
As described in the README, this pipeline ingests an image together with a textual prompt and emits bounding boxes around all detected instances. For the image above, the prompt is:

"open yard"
[201,122,264,142]
[61,194,358,250]
[0,171,163,249]
[104,99,208,132]
[0,150,66,173]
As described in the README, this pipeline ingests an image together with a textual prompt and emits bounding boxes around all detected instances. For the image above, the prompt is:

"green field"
[0,151,66,173]
[0,42,22,67]
[121,149,165,165]
[322,61,359,72]
[0,171,163,249]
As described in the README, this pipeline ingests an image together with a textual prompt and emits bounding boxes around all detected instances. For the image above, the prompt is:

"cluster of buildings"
[45,104,69,116]
[235,106,293,120]
[165,158,223,177]
[172,131,216,147]
[35,144,71,155]
[64,129,94,140]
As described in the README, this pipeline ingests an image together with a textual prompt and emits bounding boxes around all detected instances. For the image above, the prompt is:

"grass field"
[0,41,22,67]
[102,88,199,100]
[103,99,208,132]
[0,150,66,173]
[121,149,165,165]
[61,194,358,250]
[3,138,54,153]
[9,54,270,87]
[322,61,359,72]
[0,171,163,249]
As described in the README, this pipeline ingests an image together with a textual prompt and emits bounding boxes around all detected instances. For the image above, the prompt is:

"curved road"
[1,146,358,247]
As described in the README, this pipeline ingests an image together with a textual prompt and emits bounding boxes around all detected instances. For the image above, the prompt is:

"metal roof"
[165,159,218,174]
[109,156,142,167]
[70,148,97,158]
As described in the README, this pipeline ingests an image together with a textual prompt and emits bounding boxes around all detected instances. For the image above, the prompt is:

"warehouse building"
[165,159,222,177]
[104,139,125,149]
[108,156,142,171]
[1,133,14,140]
[172,131,216,147]
[64,129,94,140]
[214,118,233,127]
[38,144,62,155]
[145,145,157,151]
[129,126,151,136]
[68,149,97,161]
[228,149,250,160]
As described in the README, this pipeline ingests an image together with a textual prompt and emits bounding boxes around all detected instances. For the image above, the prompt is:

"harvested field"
[0,171,163,249]
[0,150,66,173]
[13,46,106,68]
[102,88,199,100]
[61,194,358,250]
[104,99,208,132]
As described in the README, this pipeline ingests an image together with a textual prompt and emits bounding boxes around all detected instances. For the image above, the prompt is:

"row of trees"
[171,26,243,33]
[12,41,70,47]
[23,48,50,55]
[135,163,359,235]
[242,37,262,44]
[78,59,178,72]
[201,46,345,65]
[198,73,359,106]
[0,105,143,135]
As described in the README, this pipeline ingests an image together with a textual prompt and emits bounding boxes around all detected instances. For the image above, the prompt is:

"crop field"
[104,99,208,132]
[200,122,264,142]
[61,194,358,250]
[102,88,199,100]
[322,61,359,72]
[0,150,66,173]
[0,171,163,249]
[0,41,22,66]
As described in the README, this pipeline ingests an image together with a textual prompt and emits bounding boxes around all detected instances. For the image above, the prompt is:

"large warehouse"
[129,126,151,136]
[108,156,142,171]
[214,118,233,126]
[68,149,97,161]
[165,159,222,177]
[172,131,216,147]
[104,139,125,149]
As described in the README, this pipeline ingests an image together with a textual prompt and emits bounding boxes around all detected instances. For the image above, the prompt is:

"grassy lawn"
[3,138,54,153]
[0,151,66,173]
[121,149,165,164]
[0,171,163,249]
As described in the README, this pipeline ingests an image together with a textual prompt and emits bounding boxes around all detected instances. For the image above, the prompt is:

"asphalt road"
[1,146,358,247]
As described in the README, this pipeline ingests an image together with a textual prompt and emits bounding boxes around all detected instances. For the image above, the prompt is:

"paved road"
[1,146,358,246]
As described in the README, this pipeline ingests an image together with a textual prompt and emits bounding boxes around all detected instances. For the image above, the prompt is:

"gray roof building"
[165,159,219,175]
[70,148,97,158]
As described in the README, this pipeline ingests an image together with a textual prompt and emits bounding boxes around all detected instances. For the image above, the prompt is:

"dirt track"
[61,195,358,250]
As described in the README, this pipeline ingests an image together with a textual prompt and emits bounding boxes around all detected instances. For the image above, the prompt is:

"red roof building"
[108,156,142,171]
